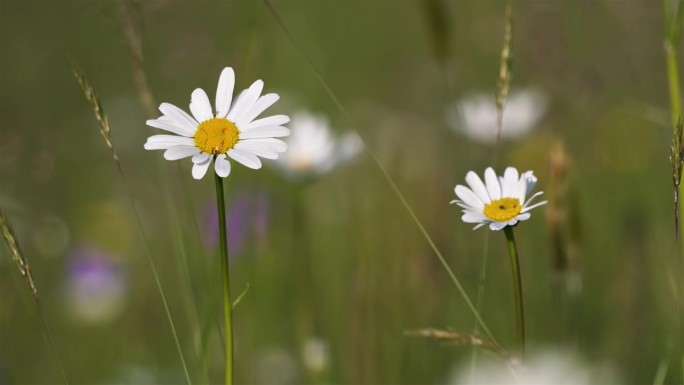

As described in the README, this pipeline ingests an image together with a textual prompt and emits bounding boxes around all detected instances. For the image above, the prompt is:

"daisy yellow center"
[194,118,239,155]
[483,197,521,222]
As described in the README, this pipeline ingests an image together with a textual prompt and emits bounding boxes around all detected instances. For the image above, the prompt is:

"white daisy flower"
[447,89,547,144]
[451,167,547,231]
[273,110,363,179]
[144,67,290,180]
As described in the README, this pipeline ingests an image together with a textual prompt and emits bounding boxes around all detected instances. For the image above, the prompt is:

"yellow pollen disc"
[483,197,521,222]
[194,118,240,155]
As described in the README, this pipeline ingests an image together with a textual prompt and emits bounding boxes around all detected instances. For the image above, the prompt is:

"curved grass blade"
[261,0,499,347]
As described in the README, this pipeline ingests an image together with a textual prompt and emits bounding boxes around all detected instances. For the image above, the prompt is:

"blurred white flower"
[274,110,363,179]
[452,167,546,231]
[449,350,618,385]
[65,245,127,324]
[302,337,329,374]
[144,67,290,180]
[447,89,547,144]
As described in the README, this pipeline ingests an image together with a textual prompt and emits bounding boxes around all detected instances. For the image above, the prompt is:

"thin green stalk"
[503,226,525,357]
[214,172,233,385]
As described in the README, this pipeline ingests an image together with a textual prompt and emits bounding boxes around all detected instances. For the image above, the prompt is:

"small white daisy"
[273,110,363,179]
[451,167,547,231]
[144,67,290,180]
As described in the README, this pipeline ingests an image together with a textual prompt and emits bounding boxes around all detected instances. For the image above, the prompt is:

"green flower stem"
[214,172,233,385]
[503,226,525,357]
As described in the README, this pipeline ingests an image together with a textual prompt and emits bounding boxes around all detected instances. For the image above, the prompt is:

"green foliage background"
[0,1,679,384]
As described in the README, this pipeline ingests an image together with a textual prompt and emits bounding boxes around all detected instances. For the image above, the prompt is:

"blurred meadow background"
[0,0,682,384]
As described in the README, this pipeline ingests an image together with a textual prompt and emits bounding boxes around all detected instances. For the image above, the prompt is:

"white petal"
[454,185,485,210]
[234,142,280,159]
[190,88,213,123]
[523,171,538,195]
[146,118,195,137]
[462,212,487,224]
[504,167,519,183]
[465,171,491,204]
[164,145,200,160]
[159,103,199,133]
[489,221,508,231]
[192,158,212,180]
[501,167,519,197]
[521,200,547,213]
[235,93,279,128]
[227,80,263,122]
[192,153,211,164]
[453,201,473,211]
[144,135,194,150]
[239,138,288,152]
[516,212,531,221]
[473,222,488,230]
[227,148,262,169]
[523,191,544,207]
[514,176,528,202]
[238,126,290,139]
[214,154,232,177]
[146,134,189,144]
[216,67,235,118]
[244,114,290,130]
[484,167,502,200]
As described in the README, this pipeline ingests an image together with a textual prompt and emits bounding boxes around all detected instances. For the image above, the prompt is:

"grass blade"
[261,0,499,348]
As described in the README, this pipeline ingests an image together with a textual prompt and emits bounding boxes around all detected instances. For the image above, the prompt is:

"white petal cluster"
[451,167,547,231]
[273,111,363,180]
[144,67,290,180]
[447,89,547,144]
